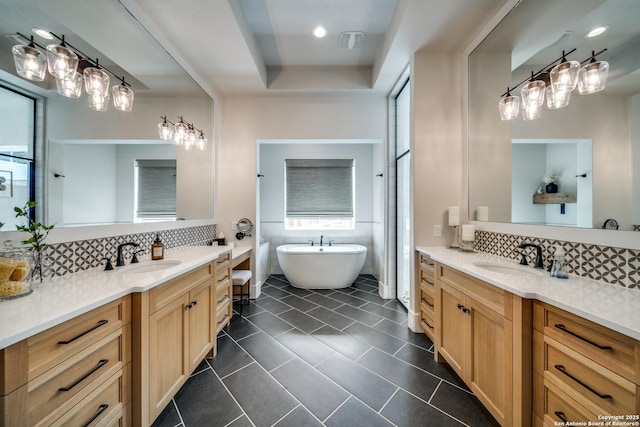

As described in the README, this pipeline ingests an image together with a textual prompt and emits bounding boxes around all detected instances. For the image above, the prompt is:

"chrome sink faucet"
[116,242,140,266]
[518,243,544,269]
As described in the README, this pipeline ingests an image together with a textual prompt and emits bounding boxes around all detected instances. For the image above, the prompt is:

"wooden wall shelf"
[533,192,577,204]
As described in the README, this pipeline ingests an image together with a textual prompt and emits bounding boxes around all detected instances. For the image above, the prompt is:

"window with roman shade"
[135,159,176,220]
[285,159,354,229]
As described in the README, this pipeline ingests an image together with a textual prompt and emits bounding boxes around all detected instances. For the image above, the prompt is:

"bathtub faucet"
[320,235,324,246]
[308,240,314,246]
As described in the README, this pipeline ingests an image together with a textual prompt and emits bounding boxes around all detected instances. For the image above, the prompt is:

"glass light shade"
[184,127,197,150]
[521,103,541,121]
[549,60,580,93]
[112,84,134,112]
[55,71,83,98]
[578,61,609,94]
[521,80,546,109]
[45,44,79,79]
[83,67,110,96]
[12,44,46,81]
[174,121,188,145]
[546,85,571,109]
[88,91,109,112]
[197,132,207,150]
[498,95,520,121]
[158,121,174,140]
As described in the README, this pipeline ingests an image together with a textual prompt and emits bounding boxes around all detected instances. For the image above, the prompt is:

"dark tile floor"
[152,275,499,427]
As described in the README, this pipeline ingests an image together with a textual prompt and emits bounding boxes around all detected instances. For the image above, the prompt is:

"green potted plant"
[14,202,54,285]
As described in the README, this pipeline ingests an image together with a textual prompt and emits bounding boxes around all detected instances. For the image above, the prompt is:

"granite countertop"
[0,245,234,349]
[416,246,640,341]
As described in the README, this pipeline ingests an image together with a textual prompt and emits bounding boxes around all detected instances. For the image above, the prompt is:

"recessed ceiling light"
[312,25,327,38]
[585,25,609,38]
[32,28,53,40]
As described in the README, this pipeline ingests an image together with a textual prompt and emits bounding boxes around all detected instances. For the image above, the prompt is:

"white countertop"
[0,245,233,349]
[417,246,640,341]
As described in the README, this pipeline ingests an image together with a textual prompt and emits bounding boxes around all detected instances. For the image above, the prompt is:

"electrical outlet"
[433,225,442,237]
[232,221,238,231]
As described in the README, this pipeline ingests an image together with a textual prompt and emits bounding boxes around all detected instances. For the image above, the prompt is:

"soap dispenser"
[151,234,165,260]
[550,245,569,279]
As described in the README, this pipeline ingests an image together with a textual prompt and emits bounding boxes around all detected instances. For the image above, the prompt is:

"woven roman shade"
[136,159,176,218]
[285,159,354,218]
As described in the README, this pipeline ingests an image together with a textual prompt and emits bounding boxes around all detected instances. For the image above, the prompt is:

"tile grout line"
[268,404,301,427]
[205,358,257,427]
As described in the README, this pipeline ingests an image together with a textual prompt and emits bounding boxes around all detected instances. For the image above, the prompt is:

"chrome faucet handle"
[308,240,314,246]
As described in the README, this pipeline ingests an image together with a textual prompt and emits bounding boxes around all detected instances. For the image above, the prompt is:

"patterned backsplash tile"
[46,224,216,277]
[475,230,639,290]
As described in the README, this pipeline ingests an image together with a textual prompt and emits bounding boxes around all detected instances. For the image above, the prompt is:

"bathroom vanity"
[417,247,640,427]
[0,245,233,427]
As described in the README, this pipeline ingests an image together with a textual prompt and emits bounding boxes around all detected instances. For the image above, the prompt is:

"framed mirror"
[468,0,639,232]
[0,0,214,230]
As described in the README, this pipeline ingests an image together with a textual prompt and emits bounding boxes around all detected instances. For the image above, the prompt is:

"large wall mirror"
[468,0,639,232]
[0,0,214,230]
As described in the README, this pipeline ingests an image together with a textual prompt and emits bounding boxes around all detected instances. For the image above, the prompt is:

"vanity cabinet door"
[438,281,467,377]
[148,293,190,422]
[467,297,513,427]
[188,281,215,372]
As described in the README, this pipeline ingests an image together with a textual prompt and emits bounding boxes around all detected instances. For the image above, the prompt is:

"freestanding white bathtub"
[276,244,367,289]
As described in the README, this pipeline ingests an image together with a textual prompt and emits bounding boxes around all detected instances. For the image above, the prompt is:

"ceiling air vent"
[339,32,365,49]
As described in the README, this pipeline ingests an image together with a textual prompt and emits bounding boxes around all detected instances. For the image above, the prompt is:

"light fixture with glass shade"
[578,51,609,95]
[520,76,545,120]
[498,88,520,121]
[549,51,580,94]
[88,90,110,112]
[11,36,47,81]
[83,64,110,96]
[45,36,79,80]
[158,116,174,140]
[112,77,134,112]
[157,116,207,149]
[55,71,83,98]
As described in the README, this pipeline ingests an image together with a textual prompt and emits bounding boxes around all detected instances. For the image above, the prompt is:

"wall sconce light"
[11,31,135,112]
[498,48,608,121]
[157,116,208,151]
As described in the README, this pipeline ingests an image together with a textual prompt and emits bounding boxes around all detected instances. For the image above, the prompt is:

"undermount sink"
[472,261,543,277]
[117,259,182,274]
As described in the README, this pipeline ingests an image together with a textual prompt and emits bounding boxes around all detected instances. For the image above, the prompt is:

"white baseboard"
[251,279,263,299]
[378,280,391,299]
[407,308,421,333]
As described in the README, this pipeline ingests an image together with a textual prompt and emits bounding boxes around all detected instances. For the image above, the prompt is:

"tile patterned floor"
[151,275,500,427]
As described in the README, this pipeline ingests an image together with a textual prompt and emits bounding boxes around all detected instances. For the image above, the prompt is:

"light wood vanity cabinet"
[132,255,232,426]
[434,263,532,427]
[215,253,233,334]
[417,254,436,342]
[532,301,640,426]
[0,296,132,427]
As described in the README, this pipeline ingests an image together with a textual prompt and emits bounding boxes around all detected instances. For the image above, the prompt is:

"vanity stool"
[232,269,252,316]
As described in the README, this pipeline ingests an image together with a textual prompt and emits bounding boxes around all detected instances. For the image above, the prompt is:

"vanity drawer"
[216,284,231,309]
[215,254,231,273]
[149,263,213,313]
[23,296,130,385]
[216,270,231,292]
[216,300,231,334]
[419,306,435,341]
[533,372,599,425]
[534,330,638,416]
[419,269,435,296]
[420,290,435,316]
[533,301,639,382]
[437,264,511,319]
[49,364,131,427]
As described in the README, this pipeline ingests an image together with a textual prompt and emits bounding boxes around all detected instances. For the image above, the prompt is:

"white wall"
[259,142,376,275]
[633,94,640,227]
[511,144,546,224]
[219,94,387,294]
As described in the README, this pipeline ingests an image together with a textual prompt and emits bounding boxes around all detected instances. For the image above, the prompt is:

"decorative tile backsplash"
[475,230,639,290]
[46,224,216,277]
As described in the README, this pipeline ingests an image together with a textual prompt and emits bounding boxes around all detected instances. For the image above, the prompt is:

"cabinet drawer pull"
[218,275,229,283]
[421,318,434,330]
[59,359,109,392]
[217,314,229,325]
[82,404,109,427]
[58,320,109,345]
[421,277,433,286]
[554,364,612,399]
[554,324,613,350]
[457,303,464,310]
[217,294,229,304]
[554,411,568,423]
[421,298,434,308]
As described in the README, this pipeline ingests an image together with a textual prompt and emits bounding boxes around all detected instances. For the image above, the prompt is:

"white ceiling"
[120,0,508,95]
[1,0,508,97]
